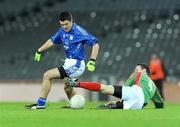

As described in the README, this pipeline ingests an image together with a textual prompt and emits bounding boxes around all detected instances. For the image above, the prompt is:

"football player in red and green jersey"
[65,63,164,109]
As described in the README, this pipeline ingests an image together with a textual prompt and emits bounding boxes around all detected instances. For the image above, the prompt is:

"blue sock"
[37,97,46,106]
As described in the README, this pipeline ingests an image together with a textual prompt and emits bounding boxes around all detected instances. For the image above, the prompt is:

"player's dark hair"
[137,63,150,75]
[59,11,72,21]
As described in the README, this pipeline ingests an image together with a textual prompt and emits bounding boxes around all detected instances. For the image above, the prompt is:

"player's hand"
[86,59,96,72]
[34,51,41,62]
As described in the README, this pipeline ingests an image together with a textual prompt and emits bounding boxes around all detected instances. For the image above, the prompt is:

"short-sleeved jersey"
[50,23,97,60]
[124,72,164,104]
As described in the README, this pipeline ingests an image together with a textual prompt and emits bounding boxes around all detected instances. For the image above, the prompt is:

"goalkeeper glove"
[86,59,96,72]
[34,51,41,62]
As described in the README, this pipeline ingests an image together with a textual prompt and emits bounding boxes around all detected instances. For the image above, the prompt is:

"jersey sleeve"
[151,89,164,109]
[50,31,62,44]
[75,24,97,46]
[84,34,97,46]
[124,73,136,86]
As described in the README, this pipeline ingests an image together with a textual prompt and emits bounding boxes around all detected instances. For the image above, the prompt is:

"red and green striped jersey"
[124,72,164,105]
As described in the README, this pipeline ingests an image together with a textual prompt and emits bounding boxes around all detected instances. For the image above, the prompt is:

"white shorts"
[122,85,144,110]
[63,58,85,80]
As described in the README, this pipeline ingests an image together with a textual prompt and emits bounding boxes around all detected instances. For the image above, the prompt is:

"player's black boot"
[61,104,71,109]
[64,77,79,87]
[25,104,45,109]
[97,103,117,109]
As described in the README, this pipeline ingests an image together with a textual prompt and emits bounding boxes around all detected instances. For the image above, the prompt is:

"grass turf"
[0,102,180,127]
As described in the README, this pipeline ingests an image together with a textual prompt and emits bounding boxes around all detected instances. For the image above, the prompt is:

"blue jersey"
[50,23,97,60]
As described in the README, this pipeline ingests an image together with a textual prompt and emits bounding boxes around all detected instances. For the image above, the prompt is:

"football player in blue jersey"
[25,11,99,109]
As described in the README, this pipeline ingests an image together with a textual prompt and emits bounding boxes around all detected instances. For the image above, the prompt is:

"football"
[70,94,85,109]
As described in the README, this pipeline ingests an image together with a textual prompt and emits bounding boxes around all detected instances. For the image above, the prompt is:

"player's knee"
[113,86,122,98]
[101,89,107,94]
[100,85,114,95]
[43,71,52,80]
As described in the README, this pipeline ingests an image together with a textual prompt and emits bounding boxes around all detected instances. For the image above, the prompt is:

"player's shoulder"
[129,72,143,80]
[73,23,88,36]
[54,28,65,37]
[57,27,64,33]
[126,72,136,80]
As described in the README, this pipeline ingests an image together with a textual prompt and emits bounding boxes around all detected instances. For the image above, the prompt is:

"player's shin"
[79,82,101,91]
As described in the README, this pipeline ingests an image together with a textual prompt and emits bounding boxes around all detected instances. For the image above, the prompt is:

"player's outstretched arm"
[37,39,54,53]
[34,39,54,62]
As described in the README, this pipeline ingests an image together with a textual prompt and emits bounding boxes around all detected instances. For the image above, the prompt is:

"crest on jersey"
[70,35,74,40]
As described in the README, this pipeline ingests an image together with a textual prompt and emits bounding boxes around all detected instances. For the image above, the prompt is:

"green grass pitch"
[0,102,180,127]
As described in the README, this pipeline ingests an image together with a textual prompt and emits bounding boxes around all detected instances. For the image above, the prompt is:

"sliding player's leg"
[64,77,124,109]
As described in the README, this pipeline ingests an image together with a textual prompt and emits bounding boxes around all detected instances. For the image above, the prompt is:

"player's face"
[60,20,73,32]
[134,65,143,72]
[134,65,146,73]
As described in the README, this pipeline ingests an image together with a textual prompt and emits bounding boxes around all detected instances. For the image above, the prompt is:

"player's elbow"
[154,102,164,109]
[93,43,99,50]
